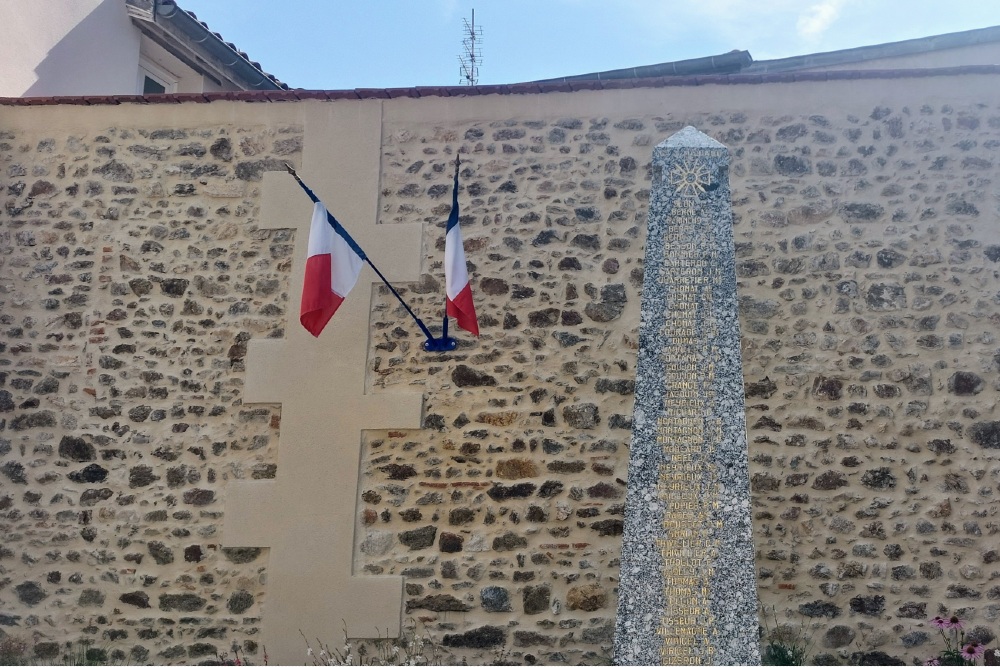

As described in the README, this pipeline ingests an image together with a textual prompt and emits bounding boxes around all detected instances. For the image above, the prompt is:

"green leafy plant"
[303,621,439,666]
[760,606,812,666]
[924,614,984,666]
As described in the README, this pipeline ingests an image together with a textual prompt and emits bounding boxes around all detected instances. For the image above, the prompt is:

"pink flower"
[931,616,949,629]
[947,615,964,630]
[962,643,985,659]
[923,659,940,666]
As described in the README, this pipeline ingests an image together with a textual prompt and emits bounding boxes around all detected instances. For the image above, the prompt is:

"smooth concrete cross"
[223,103,424,665]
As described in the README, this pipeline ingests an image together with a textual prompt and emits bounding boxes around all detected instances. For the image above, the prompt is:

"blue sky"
[179,0,1000,89]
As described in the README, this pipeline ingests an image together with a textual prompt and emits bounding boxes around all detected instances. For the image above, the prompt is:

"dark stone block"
[234,158,286,181]
[948,371,984,396]
[584,301,624,322]
[184,545,203,563]
[840,203,884,222]
[595,378,634,395]
[745,377,777,399]
[537,480,563,498]
[148,541,173,565]
[1,461,26,484]
[94,160,134,182]
[449,508,475,525]
[399,526,437,550]
[15,581,47,606]
[488,532,527,554]
[609,414,631,429]
[160,278,189,297]
[439,532,463,553]
[228,590,255,614]
[542,439,564,454]
[10,410,56,430]
[590,519,623,536]
[799,600,841,618]
[813,471,848,490]
[222,547,261,564]
[823,625,855,648]
[406,594,471,613]
[528,308,560,327]
[947,583,982,599]
[120,591,150,608]
[866,283,906,310]
[80,488,113,506]
[442,625,506,649]
[557,257,582,270]
[774,154,811,175]
[488,483,536,501]
[970,421,1000,449]
[379,464,417,480]
[79,589,104,606]
[861,467,896,489]
[480,586,511,612]
[851,651,905,666]
[159,593,206,612]
[34,643,59,659]
[523,584,550,614]
[68,464,108,484]
[897,601,926,619]
[813,376,843,400]
[514,630,556,648]
[562,403,599,429]
[586,482,621,499]
[480,278,508,295]
[547,461,586,474]
[873,384,900,398]
[452,365,497,387]
[850,595,885,616]
[129,465,159,488]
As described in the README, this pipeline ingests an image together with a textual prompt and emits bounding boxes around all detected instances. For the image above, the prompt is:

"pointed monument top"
[661,126,726,149]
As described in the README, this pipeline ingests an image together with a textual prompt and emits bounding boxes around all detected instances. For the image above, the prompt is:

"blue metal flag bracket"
[284,164,457,352]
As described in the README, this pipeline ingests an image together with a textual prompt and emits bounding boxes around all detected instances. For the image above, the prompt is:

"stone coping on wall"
[3,64,1000,107]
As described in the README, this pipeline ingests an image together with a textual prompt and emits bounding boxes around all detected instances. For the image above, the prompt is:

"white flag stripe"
[444,224,468,300]
[306,203,333,257]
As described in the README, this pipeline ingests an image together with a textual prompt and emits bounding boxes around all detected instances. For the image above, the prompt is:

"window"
[137,59,177,94]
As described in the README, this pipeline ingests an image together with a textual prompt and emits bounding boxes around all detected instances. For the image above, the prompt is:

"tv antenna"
[459,9,482,85]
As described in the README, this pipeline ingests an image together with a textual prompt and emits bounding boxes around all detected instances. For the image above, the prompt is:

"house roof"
[745,24,1000,73]
[5,23,1000,106]
[128,0,288,90]
[528,24,1000,83]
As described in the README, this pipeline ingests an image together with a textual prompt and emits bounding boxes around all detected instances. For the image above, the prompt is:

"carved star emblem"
[669,159,711,198]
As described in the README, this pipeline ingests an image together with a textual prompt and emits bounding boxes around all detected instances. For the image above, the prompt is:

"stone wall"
[2,75,1000,665]
[362,95,1000,663]
[0,119,300,663]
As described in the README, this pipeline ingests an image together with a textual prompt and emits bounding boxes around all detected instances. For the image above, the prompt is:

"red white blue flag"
[445,161,479,336]
[300,202,364,337]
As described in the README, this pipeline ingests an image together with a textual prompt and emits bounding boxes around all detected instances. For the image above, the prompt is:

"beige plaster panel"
[223,101,425,664]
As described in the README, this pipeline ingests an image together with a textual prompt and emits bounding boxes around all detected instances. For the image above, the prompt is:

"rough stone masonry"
[2,71,1000,665]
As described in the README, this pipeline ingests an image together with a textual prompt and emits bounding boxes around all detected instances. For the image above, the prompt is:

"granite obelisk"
[614,127,760,665]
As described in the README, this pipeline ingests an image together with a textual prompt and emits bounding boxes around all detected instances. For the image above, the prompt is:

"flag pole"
[283,164,455,351]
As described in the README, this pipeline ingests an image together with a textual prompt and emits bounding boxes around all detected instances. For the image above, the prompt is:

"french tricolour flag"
[445,161,479,336]
[300,202,364,337]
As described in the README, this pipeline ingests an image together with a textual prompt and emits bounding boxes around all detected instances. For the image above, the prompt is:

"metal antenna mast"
[459,9,482,85]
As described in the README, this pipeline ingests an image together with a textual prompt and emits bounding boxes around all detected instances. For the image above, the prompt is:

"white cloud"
[797,0,847,40]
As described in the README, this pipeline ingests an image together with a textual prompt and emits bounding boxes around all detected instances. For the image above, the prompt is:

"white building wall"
[0,0,141,97]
